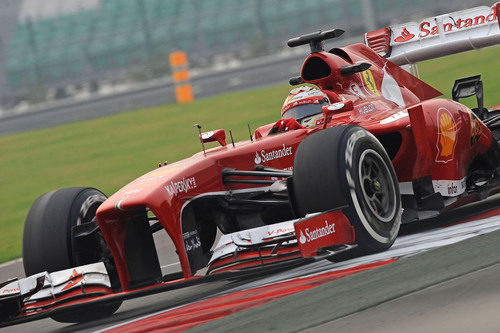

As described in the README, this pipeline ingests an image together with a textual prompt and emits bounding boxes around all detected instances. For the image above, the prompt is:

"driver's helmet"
[281,86,330,122]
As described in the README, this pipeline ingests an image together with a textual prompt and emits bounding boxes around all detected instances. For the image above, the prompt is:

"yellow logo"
[362,70,380,96]
[436,108,457,163]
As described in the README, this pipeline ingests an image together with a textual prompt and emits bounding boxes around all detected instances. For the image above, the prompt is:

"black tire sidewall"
[22,187,123,323]
[293,126,350,216]
[339,127,401,251]
[23,187,107,276]
[292,125,401,253]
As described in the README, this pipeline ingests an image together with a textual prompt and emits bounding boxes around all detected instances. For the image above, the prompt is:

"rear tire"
[292,125,401,252]
[22,187,121,322]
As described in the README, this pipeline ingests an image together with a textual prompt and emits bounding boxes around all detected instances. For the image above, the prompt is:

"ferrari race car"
[1,3,499,327]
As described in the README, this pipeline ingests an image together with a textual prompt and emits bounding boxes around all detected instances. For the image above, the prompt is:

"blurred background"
[0,0,489,115]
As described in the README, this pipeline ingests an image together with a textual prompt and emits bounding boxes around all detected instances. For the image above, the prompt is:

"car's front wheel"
[22,187,121,323]
[292,125,401,253]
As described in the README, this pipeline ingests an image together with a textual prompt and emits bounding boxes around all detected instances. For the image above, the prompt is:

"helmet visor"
[282,99,328,120]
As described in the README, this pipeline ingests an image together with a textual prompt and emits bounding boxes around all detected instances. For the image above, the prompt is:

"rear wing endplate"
[364,3,500,65]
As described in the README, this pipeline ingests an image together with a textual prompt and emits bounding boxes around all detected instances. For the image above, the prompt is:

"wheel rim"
[358,149,397,222]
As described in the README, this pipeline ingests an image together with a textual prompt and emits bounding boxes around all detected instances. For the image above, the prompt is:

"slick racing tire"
[22,187,121,323]
[292,125,401,253]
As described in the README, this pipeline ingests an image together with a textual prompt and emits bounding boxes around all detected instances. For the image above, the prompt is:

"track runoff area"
[85,196,499,333]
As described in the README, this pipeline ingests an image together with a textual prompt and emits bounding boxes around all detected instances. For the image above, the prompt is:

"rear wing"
[364,3,500,65]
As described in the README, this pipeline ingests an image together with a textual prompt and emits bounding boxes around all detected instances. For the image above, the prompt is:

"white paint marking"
[161,262,179,268]
[0,258,22,269]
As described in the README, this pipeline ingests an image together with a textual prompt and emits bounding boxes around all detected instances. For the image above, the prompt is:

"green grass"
[419,45,500,108]
[0,46,499,263]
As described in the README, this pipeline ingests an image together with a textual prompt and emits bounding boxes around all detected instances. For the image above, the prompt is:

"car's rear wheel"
[292,125,401,253]
[22,187,121,323]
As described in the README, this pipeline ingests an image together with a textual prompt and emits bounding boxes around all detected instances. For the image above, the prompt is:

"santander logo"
[301,220,336,243]
[254,152,262,164]
[62,269,83,291]
[299,230,307,244]
[393,5,497,43]
[394,28,415,42]
[253,144,293,165]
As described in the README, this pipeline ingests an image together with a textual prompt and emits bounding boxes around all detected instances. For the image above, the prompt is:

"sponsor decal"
[451,178,466,196]
[433,178,467,197]
[345,129,366,168]
[2,287,19,294]
[254,152,262,164]
[165,177,197,196]
[399,178,466,196]
[419,11,496,38]
[348,83,366,98]
[469,112,482,146]
[185,236,201,252]
[183,230,201,252]
[290,90,323,102]
[300,220,336,243]
[299,230,307,244]
[380,110,408,124]
[182,230,198,240]
[447,183,458,195]
[394,27,415,42]
[254,144,293,164]
[435,107,457,163]
[62,269,83,291]
[294,210,355,257]
[358,103,375,115]
[282,87,325,113]
[393,5,497,43]
[362,70,380,96]
[267,226,295,237]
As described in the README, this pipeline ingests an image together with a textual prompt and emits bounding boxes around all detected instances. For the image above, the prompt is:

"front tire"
[22,187,121,322]
[292,125,401,252]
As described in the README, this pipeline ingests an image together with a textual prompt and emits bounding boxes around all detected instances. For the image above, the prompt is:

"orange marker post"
[169,51,194,103]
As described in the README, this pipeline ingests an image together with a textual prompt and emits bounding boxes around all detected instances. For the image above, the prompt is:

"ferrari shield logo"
[362,70,380,96]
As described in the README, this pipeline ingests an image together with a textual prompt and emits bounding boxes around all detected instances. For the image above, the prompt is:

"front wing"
[0,208,355,327]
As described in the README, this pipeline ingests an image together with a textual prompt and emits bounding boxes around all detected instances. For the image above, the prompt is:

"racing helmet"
[281,86,330,121]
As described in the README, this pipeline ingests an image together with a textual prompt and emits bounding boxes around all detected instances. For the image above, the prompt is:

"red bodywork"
[96,43,494,291]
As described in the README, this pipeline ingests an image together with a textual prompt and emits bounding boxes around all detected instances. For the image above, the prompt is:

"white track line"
[0,258,22,269]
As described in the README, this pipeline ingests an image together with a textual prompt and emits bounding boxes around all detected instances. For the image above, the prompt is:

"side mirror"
[451,75,485,119]
[200,129,227,147]
[340,62,372,76]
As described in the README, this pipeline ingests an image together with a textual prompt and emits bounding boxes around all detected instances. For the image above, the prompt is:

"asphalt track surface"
[0,194,498,332]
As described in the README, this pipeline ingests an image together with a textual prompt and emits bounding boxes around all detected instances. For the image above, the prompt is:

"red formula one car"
[1,3,499,326]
